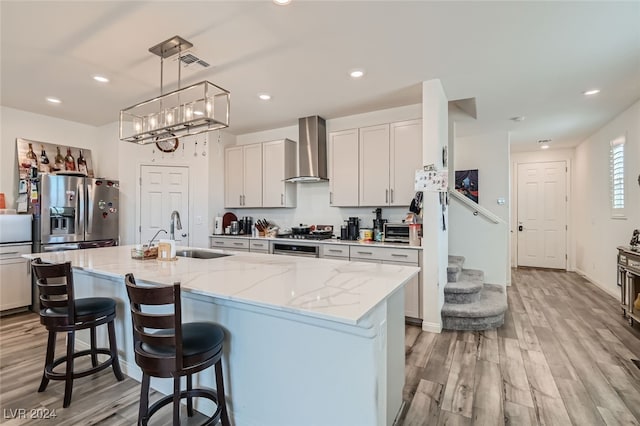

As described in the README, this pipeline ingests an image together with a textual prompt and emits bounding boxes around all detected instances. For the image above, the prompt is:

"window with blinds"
[610,136,625,217]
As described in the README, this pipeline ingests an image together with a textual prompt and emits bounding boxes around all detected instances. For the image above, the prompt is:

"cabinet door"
[0,258,31,311]
[359,124,390,206]
[383,259,421,319]
[329,129,359,206]
[262,140,296,208]
[390,119,422,207]
[224,146,244,208]
[243,144,263,207]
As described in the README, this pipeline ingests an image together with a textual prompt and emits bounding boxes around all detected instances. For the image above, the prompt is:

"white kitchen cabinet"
[0,244,32,312]
[262,139,297,208]
[330,119,422,208]
[319,243,350,260]
[224,144,262,208]
[359,124,390,206]
[350,245,421,319]
[209,237,250,252]
[390,119,423,207]
[249,239,269,254]
[329,129,359,206]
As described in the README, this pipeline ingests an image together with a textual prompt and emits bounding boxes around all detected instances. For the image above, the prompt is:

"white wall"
[573,100,640,297]
[510,149,575,269]
[449,131,510,285]
[0,106,101,209]
[421,80,448,333]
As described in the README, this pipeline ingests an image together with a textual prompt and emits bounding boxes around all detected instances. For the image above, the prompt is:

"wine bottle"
[39,145,50,173]
[54,147,64,171]
[77,150,88,175]
[64,148,76,171]
[26,143,38,169]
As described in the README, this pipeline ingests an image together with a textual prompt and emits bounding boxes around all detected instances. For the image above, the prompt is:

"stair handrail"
[448,189,504,225]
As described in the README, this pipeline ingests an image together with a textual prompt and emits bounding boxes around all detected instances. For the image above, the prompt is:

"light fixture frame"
[119,36,230,144]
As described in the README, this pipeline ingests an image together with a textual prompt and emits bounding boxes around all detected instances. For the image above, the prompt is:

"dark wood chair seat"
[31,258,124,408]
[125,273,230,426]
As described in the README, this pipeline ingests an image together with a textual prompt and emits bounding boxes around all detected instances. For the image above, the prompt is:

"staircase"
[442,255,507,330]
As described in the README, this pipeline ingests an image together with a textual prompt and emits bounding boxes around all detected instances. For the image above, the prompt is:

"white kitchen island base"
[50,247,415,426]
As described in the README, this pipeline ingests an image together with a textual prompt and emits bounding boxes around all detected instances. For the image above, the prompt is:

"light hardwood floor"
[1,268,639,425]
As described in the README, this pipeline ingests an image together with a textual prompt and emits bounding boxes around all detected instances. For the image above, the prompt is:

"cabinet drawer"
[209,237,250,251]
[321,244,350,259]
[349,246,418,263]
[250,240,269,252]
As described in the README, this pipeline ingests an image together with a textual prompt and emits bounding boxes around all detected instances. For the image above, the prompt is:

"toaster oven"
[383,223,410,243]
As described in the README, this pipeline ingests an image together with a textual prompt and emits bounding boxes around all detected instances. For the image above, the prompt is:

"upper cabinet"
[329,129,359,206]
[224,139,297,209]
[262,139,297,208]
[390,119,423,206]
[329,119,422,207]
[224,144,262,208]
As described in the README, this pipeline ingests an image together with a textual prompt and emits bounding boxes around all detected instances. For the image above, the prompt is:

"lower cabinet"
[619,247,640,326]
[249,239,269,254]
[209,237,250,252]
[349,246,421,319]
[0,244,32,312]
[319,244,350,260]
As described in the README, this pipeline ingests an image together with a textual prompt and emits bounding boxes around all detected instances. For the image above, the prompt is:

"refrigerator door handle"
[78,179,86,238]
[86,180,93,235]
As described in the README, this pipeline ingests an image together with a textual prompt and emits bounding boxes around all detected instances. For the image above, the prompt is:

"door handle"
[181,233,187,238]
[518,225,523,231]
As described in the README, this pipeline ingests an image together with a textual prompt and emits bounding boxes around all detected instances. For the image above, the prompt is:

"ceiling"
[1,1,639,152]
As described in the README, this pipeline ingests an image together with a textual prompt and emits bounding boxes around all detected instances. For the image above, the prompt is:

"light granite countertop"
[26,245,419,326]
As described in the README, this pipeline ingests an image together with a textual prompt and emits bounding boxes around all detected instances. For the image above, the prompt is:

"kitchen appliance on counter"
[372,208,387,242]
[0,214,33,313]
[342,217,360,241]
[383,222,422,244]
[32,174,119,252]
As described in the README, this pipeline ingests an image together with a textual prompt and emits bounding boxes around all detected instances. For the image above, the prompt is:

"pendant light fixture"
[119,36,230,145]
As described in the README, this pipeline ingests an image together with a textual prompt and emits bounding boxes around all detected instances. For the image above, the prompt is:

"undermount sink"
[176,250,231,259]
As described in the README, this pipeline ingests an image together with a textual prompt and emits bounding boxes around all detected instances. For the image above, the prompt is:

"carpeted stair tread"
[442,313,505,331]
[444,270,484,294]
[447,256,465,282]
[442,285,507,318]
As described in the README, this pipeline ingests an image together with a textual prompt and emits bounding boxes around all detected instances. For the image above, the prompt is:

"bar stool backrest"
[31,258,75,324]
[124,273,184,371]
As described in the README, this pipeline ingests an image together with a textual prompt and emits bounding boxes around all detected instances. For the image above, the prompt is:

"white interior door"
[140,165,189,246]
[517,161,567,269]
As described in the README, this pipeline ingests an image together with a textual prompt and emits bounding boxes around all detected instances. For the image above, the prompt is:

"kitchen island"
[26,245,419,426]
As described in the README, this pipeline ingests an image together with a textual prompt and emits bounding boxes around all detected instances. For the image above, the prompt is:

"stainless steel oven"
[272,242,319,258]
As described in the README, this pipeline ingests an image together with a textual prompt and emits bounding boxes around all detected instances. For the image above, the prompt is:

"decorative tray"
[131,246,158,260]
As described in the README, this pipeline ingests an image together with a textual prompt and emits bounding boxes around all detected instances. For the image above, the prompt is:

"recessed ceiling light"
[93,75,109,83]
[273,0,291,5]
[583,89,600,96]
[510,116,525,122]
[540,144,550,150]
[46,97,61,104]
[350,69,365,79]
[258,93,272,101]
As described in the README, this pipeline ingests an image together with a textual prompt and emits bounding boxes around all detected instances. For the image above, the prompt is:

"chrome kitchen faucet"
[170,211,182,240]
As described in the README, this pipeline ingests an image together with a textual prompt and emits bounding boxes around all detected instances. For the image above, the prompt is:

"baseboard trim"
[422,321,442,333]
[574,268,619,299]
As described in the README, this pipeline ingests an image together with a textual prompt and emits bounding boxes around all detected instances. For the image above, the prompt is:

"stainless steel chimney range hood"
[285,116,328,183]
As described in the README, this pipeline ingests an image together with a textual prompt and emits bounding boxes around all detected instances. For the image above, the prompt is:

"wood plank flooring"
[398,268,640,426]
[1,268,639,425]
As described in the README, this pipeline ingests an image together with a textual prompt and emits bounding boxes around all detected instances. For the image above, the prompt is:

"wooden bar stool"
[31,258,124,408]
[124,273,230,426]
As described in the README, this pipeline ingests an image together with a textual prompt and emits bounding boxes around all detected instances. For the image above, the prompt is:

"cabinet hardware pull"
[239,195,242,206]
[385,189,388,203]
[233,242,243,246]
[357,251,373,255]
[0,251,19,255]
[390,189,394,203]
[329,192,333,204]
[281,193,284,205]
[215,241,224,245]
[391,253,408,257]
[328,249,341,253]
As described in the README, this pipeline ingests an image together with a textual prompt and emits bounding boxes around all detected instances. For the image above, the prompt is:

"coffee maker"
[345,217,360,241]
[372,208,387,241]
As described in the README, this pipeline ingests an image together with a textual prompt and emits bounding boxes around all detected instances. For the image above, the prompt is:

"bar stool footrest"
[44,348,117,381]
[145,388,223,425]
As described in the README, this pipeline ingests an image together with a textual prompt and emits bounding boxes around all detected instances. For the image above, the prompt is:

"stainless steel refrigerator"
[33,174,120,252]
